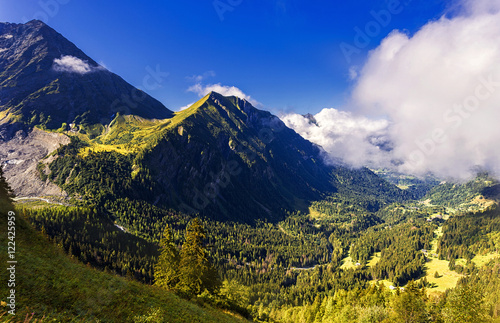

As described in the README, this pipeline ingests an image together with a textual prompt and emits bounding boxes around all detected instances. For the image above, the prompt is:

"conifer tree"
[443,278,486,323]
[154,224,180,289]
[392,280,428,323]
[178,218,220,296]
[0,165,14,203]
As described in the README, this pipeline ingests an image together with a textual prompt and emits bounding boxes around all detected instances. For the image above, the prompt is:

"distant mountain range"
[0,20,408,222]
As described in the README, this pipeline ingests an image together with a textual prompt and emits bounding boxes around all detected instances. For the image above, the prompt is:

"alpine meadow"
[1,1,500,322]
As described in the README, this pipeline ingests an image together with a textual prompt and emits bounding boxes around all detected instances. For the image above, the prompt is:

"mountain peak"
[0,20,173,130]
[205,91,248,104]
[207,90,219,98]
[1,19,47,26]
[24,19,48,28]
[205,91,239,107]
[185,91,263,126]
[141,96,336,221]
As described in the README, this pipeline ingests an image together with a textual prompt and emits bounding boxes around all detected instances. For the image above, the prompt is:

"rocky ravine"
[0,128,69,198]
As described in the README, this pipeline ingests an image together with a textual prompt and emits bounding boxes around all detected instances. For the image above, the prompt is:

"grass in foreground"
[0,205,245,323]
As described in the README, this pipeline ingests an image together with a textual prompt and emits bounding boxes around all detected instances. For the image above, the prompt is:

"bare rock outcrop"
[0,127,70,197]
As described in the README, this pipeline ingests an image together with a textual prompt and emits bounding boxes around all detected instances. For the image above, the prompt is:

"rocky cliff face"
[0,128,69,198]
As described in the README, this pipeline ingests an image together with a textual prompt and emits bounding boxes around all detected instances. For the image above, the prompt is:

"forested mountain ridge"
[40,91,414,223]
[423,173,500,211]
[34,91,336,222]
[138,91,338,221]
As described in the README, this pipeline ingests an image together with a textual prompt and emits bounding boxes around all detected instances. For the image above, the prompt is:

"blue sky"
[0,0,450,114]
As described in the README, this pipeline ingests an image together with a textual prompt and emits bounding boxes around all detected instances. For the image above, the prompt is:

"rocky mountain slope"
[0,20,172,135]
[0,127,69,198]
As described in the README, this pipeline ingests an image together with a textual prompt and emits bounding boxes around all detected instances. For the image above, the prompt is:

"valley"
[7,160,500,321]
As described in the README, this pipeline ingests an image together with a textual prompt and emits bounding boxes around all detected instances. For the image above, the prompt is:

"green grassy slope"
[46,92,338,223]
[424,173,498,211]
[0,201,245,322]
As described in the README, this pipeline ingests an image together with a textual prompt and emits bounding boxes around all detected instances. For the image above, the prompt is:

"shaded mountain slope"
[138,92,337,221]
[0,20,172,135]
[0,181,245,322]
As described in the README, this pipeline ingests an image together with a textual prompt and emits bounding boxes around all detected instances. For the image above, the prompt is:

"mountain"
[44,91,412,223]
[42,91,339,222]
[138,92,337,221]
[0,20,172,137]
[0,20,408,224]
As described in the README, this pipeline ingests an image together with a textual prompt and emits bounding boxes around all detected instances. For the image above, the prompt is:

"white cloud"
[461,0,500,15]
[186,71,216,83]
[177,102,195,111]
[281,109,392,168]
[348,66,359,80]
[52,55,105,74]
[188,82,261,107]
[348,0,500,179]
[282,0,500,180]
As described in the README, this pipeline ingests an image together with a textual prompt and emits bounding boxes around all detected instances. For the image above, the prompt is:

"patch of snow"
[6,159,23,165]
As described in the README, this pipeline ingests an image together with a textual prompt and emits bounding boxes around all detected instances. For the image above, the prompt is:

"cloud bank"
[284,0,500,179]
[53,55,105,74]
[281,109,391,168]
